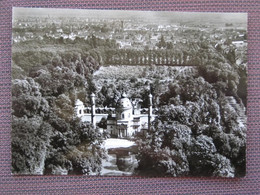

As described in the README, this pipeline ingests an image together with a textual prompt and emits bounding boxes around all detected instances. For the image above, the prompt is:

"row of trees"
[104,49,187,65]
[103,42,240,67]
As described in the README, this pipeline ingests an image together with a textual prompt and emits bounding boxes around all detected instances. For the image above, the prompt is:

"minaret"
[90,93,96,128]
[148,93,153,131]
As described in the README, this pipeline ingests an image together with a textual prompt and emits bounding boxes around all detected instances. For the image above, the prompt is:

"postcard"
[11,8,247,177]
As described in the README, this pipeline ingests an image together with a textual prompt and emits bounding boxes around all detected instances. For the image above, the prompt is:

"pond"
[100,138,138,176]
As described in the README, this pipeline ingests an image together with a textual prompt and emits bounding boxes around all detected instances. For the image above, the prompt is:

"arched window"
[122,113,124,119]
[79,110,82,114]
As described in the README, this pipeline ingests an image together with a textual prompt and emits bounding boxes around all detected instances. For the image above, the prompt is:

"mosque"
[74,92,155,137]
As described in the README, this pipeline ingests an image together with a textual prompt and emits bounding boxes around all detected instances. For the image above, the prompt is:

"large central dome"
[116,92,132,110]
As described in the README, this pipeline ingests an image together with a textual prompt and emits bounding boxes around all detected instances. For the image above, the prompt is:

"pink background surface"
[0,0,259,194]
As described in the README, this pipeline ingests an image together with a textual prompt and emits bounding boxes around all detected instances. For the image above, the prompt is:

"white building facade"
[75,93,155,137]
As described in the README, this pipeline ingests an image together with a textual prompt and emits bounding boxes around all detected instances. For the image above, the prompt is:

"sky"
[13,7,247,26]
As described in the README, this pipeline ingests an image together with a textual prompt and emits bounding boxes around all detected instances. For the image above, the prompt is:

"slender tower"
[148,93,153,131]
[90,93,96,128]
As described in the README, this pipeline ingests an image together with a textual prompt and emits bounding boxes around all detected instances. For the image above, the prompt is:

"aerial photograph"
[11,8,247,177]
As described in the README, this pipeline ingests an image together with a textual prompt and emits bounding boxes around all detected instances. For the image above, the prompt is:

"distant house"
[56,28,63,33]
[150,35,159,44]
[232,40,246,47]
[25,32,34,38]
[116,40,132,49]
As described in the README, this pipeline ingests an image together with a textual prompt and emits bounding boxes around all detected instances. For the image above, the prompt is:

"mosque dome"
[116,92,132,110]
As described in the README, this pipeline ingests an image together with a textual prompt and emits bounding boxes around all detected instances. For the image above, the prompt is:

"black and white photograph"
[11,8,247,177]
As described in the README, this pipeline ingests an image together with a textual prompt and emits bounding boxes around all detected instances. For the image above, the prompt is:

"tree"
[12,116,52,175]
[136,73,246,177]
[136,120,191,176]
[156,35,167,49]
[12,50,104,175]
[12,78,51,174]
